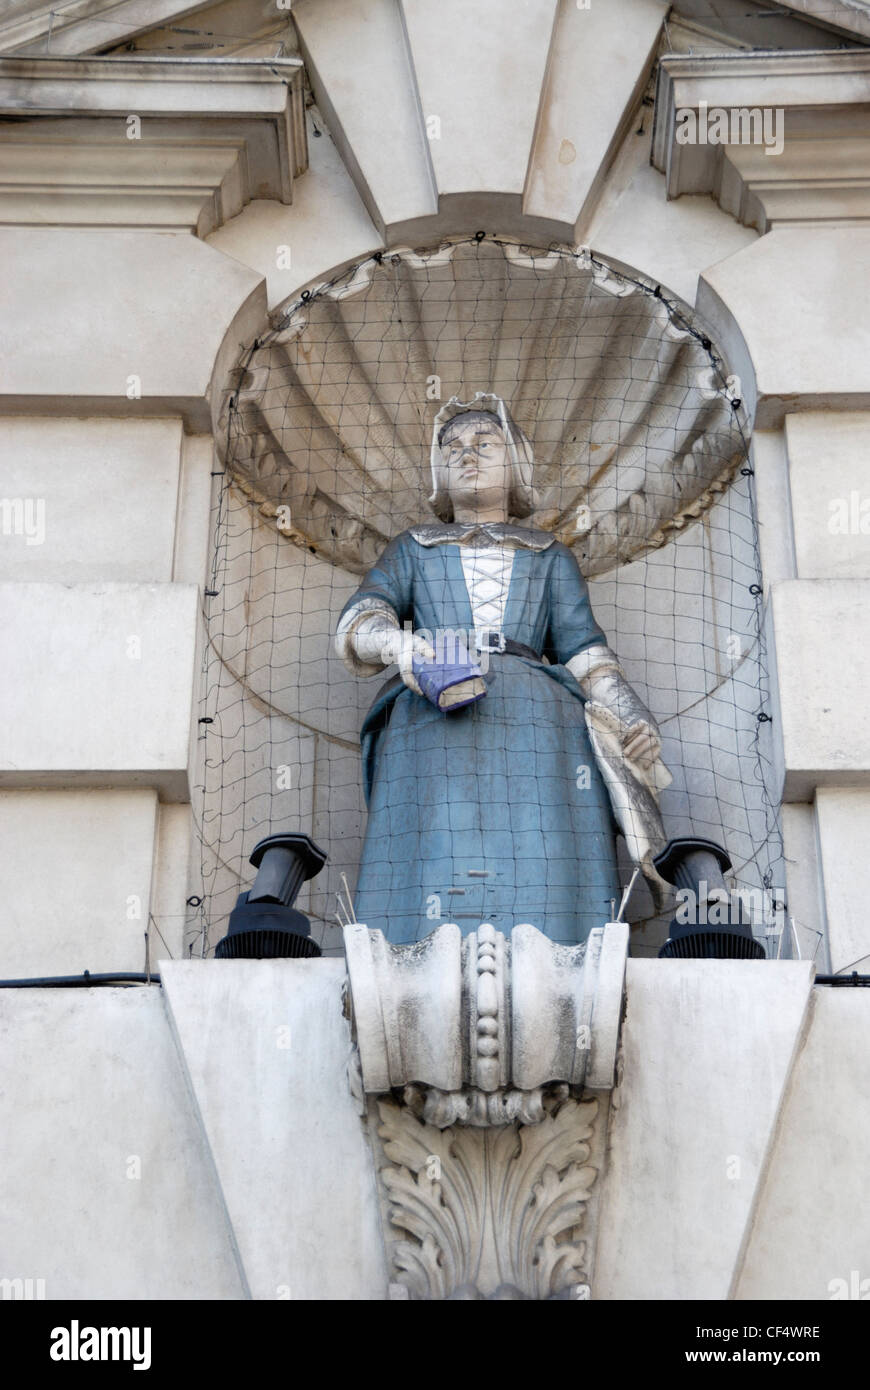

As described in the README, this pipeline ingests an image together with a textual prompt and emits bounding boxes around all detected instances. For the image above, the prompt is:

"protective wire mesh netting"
[183,235,813,962]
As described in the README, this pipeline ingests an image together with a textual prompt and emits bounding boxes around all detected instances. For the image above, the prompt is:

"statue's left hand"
[620,720,661,770]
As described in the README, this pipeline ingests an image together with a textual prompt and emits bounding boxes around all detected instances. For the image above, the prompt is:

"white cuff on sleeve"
[335,599,401,676]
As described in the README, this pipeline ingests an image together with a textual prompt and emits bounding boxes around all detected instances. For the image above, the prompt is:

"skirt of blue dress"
[353,653,621,944]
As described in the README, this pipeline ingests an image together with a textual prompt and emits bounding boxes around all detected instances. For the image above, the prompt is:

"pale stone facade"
[1,0,870,1300]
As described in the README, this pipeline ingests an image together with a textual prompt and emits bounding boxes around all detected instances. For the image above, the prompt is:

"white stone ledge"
[771,578,870,800]
[161,959,389,1300]
[0,788,159,977]
[0,983,245,1299]
[786,412,870,581]
[0,417,184,584]
[150,802,191,964]
[780,802,827,967]
[0,420,213,589]
[815,788,870,976]
[0,581,201,801]
[697,226,870,429]
[750,430,797,593]
[0,228,266,432]
[595,958,815,1300]
[735,985,870,1299]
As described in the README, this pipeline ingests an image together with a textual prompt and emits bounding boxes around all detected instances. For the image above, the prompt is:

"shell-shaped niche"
[217,238,746,577]
[196,238,788,962]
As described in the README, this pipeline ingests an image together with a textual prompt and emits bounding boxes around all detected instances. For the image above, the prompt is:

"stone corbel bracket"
[0,56,308,235]
[344,920,628,1299]
[652,50,870,233]
[343,920,629,1127]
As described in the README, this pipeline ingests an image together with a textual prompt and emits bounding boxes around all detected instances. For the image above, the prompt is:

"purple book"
[413,653,487,711]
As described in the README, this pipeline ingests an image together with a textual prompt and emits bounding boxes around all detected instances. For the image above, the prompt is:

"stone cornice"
[720,136,870,233]
[0,55,307,233]
[652,50,870,230]
[0,1,216,57]
[775,0,870,45]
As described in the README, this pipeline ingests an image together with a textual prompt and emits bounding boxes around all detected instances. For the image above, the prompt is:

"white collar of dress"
[410,522,555,551]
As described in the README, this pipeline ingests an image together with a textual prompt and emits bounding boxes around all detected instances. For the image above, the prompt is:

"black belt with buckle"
[371,633,544,716]
[475,632,541,662]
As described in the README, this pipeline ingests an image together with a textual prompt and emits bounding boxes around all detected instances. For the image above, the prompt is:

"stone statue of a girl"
[336,393,671,944]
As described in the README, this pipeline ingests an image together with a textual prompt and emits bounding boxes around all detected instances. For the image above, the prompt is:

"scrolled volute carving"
[343,919,628,1125]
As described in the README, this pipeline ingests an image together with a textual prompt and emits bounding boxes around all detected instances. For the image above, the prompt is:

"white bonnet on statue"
[428,391,539,522]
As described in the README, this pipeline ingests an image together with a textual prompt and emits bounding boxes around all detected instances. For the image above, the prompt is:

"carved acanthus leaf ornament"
[378,1091,599,1301]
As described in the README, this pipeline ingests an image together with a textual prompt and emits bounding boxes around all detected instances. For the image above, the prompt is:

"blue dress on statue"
[340,526,621,945]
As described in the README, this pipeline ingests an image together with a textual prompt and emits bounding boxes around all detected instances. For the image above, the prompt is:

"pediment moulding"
[0,1,223,57]
[775,0,870,45]
[653,50,870,231]
[3,0,870,62]
[0,54,307,234]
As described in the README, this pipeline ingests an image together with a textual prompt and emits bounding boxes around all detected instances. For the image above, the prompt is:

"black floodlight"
[655,836,766,960]
[215,832,327,960]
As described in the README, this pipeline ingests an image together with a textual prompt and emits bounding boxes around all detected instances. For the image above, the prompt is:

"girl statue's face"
[442,417,511,517]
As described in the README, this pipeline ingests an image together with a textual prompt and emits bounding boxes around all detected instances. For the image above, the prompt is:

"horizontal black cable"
[0,972,162,989]
[814,973,870,987]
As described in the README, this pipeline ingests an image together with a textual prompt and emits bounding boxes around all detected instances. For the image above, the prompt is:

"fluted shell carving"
[217,238,745,578]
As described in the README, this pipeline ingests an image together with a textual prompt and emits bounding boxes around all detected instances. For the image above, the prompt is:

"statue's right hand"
[378,630,436,695]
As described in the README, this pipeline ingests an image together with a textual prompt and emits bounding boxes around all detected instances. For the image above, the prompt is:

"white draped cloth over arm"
[567,644,673,908]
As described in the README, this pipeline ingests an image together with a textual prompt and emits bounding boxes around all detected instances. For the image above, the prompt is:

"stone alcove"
[191,235,783,958]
